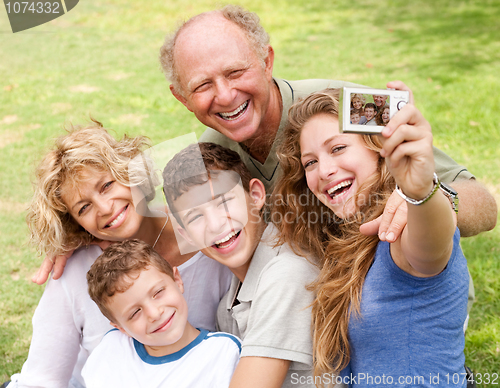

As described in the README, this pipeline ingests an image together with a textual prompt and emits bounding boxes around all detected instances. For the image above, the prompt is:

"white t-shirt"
[9,247,232,388]
[82,328,241,388]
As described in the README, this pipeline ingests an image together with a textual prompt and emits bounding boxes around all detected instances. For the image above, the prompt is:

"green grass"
[1,0,499,384]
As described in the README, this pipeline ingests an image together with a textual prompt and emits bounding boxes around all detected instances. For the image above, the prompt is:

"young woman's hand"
[380,104,434,200]
[359,80,416,242]
[386,80,415,104]
[360,192,407,242]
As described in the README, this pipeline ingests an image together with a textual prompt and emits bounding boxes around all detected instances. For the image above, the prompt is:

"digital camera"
[340,87,410,134]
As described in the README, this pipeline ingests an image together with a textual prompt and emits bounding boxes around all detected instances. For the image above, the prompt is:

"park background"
[1,0,499,384]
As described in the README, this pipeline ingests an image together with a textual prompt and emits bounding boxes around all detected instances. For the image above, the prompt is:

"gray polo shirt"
[216,224,321,388]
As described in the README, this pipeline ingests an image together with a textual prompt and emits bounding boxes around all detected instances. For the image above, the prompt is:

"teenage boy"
[163,142,321,388]
[83,239,241,388]
[362,103,377,126]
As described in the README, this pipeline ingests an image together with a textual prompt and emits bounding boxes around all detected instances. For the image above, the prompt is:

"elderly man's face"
[373,95,387,108]
[170,15,274,144]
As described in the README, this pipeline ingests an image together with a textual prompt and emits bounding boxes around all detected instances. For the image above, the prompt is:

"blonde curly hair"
[26,119,152,256]
[350,93,366,109]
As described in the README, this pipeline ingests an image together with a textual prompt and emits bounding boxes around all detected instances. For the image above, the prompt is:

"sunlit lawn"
[1,0,499,384]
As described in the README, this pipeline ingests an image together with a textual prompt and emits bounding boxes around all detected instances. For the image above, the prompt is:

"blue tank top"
[341,228,468,387]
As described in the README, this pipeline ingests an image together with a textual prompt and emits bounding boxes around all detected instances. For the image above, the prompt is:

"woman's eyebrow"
[301,135,342,159]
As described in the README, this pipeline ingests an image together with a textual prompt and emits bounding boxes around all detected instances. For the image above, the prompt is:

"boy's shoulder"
[204,331,241,346]
[83,330,241,387]
[93,328,130,354]
[241,224,319,292]
[202,331,242,355]
[98,328,242,355]
[82,329,133,380]
[85,329,241,371]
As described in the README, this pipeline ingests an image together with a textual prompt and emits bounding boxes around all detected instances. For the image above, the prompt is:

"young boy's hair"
[87,239,175,323]
[162,142,253,218]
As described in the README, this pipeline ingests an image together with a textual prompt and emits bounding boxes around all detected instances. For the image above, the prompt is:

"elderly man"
[373,94,388,111]
[160,6,364,192]
[160,5,496,239]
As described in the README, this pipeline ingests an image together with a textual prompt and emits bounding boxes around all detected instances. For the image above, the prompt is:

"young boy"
[350,110,361,124]
[362,102,377,125]
[83,239,241,388]
[162,143,320,388]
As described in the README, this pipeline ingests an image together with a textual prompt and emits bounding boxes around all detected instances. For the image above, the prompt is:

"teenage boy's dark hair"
[87,239,174,323]
[162,142,253,217]
[364,103,377,111]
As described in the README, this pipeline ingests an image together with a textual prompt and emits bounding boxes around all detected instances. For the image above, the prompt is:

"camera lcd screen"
[340,87,409,134]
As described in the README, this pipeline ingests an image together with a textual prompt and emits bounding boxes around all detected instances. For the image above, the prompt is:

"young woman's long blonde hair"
[272,89,395,379]
[26,119,151,256]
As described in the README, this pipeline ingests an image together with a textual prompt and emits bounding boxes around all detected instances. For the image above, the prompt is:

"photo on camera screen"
[340,87,410,134]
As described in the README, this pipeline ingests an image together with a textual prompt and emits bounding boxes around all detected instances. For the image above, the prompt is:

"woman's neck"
[136,216,196,267]
[150,218,197,267]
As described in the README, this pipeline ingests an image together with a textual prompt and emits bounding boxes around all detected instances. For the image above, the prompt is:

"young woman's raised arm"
[381,104,456,276]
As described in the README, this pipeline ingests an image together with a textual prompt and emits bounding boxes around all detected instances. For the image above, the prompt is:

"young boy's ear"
[177,225,195,247]
[172,267,184,294]
[169,212,197,247]
[248,178,266,211]
[110,322,130,337]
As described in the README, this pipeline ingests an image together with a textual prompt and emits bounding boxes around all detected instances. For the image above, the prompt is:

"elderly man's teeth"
[214,231,237,246]
[219,101,248,120]
[327,180,353,197]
